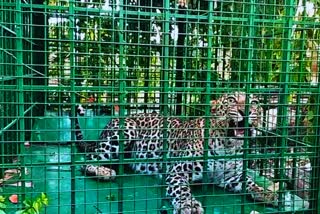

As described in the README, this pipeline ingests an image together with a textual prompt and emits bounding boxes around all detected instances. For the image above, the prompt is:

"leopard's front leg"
[73,107,117,181]
[223,174,278,206]
[81,140,118,181]
[245,176,278,206]
[165,163,204,214]
[80,118,135,181]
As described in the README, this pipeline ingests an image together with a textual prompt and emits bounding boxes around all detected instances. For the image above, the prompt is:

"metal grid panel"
[1,0,42,169]
[1,0,320,213]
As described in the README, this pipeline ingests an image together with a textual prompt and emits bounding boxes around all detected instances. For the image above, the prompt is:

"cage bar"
[1,0,320,213]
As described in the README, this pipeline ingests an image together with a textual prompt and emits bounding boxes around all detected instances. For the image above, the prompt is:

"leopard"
[72,92,279,213]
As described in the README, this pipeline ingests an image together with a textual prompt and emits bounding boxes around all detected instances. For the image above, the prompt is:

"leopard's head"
[211,91,263,137]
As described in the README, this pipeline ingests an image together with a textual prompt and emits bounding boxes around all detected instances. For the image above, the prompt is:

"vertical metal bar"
[44,4,48,114]
[203,0,213,198]
[142,15,150,113]
[309,45,320,213]
[293,9,307,192]
[161,0,170,116]
[161,0,170,203]
[242,1,256,213]
[111,16,116,115]
[237,2,247,84]
[309,83,320,212]
[277,0,295,210]
[266,39,273,83]
[98,14,102,117]
[0,0,4,169]
[126,6,133,115]
[15,0,26,201]
[118,0,125,213]
[175,3,187,115]
[68,1,76,213]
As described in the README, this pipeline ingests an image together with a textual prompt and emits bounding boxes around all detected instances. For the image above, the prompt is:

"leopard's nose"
[250,109,257,114]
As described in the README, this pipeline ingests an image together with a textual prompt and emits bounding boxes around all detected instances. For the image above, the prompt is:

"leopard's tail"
[71,105,97,153]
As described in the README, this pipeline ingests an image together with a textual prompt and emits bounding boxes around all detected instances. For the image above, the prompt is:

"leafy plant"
[0,196,6,213]
[0,193,48,214]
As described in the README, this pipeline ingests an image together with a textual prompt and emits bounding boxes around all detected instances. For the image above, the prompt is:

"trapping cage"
[1,0,320,213]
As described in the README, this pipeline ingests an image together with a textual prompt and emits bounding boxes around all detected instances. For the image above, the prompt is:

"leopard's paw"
[263,191,279,207]
[173,198,204,214]
[81,165,116,181]
[250,186,278,206]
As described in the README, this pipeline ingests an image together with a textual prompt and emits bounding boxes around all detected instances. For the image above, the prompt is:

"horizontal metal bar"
[0,74,37,82]
[2,143,312,166]
[1,84,319,94]
[2,2,319,27]
[1,150,314,169]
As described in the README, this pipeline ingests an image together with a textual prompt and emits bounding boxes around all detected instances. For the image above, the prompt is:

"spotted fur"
[73,92,279,213]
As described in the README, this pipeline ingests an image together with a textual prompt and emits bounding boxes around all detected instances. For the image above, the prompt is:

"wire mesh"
[1,0,320,213]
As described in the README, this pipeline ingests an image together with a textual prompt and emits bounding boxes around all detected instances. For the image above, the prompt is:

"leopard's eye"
[250,99,259,105]
[227,97,237,103]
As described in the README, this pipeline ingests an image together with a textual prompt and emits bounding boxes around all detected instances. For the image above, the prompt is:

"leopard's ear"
[210,100,217,106]
[210,100,217,114]
[233,91,246,104]
[114,105,119,113]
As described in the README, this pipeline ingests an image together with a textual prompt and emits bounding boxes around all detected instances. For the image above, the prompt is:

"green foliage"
[0,193,48,214]
[46,1,320,120]
[105,194,116,201]
[0,196,6,212]
[302,95,318,144]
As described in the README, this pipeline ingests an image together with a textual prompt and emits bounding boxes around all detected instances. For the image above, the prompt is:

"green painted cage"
[1,0,320,213]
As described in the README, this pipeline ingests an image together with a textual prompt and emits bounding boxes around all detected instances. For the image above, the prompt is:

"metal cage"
[1,0,320,213]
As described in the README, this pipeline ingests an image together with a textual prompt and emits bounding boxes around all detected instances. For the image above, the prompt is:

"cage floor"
[2,113,308,213]
[4,144,280,214]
